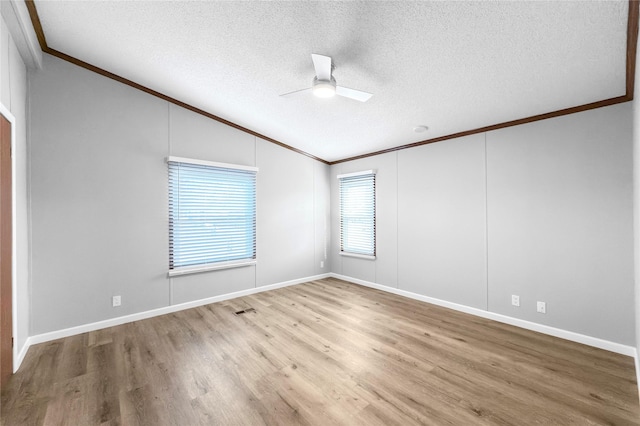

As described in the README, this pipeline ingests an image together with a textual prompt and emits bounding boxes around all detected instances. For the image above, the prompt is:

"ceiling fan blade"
[311,54,332,81]
[280,88,312,98]
[336,86,373,102]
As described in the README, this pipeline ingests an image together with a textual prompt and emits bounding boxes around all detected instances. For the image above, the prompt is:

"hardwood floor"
[1,277,638,425]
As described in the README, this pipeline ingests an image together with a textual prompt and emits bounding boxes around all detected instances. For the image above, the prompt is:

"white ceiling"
[34,0,629,163]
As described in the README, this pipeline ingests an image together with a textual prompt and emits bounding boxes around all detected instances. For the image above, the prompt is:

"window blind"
[339,171,376,257]
[168,157,257,273]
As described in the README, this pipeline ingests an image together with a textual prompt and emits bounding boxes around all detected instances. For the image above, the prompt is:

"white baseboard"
[635,351,640,404]
[16,273,330,371]
[330,273,636,357]
[14,337,31,373]
[14,271,635,373]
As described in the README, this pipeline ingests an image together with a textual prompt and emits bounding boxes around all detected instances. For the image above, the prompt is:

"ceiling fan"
[280,54,373,102]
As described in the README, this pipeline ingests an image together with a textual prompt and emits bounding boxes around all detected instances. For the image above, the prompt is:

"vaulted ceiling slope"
[28,0,638,164]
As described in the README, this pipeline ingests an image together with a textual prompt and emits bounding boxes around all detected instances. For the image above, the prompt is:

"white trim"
[0,0,43,69]
[14,272,635,371]
[337,169,376,179]
[24,273,330,349]
[635,350,640,405]
[15,336,30,371]
[330,273,636,357]
[168,259,256,277]
[339,252,376,260]
[0,104,19,373]
[166,156,259,172]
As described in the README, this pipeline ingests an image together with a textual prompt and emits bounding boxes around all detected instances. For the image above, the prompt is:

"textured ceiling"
[34,0,629,162]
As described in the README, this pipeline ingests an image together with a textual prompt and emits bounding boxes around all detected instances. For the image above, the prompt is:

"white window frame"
[338,170,376,260]
[167,156,258,277]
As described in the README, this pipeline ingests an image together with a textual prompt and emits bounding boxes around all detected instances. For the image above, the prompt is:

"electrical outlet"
[511,295,520,307]
[537,301,546,314]
[320,261,324,268]
[112,295,121,307]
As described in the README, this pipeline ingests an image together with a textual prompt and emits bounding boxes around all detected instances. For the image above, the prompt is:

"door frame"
[0,102,18,374]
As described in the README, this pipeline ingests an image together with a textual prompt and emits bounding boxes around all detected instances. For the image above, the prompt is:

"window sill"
[168,259,257,277]
[339,252,376,260]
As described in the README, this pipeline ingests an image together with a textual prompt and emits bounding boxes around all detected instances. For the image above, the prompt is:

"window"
[168,156,258,276]
[338,170,376,259]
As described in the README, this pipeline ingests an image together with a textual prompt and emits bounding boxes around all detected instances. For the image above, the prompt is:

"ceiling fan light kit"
[312,77,336,98]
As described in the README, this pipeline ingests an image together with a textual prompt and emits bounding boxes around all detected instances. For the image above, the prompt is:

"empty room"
[2,0,640,424]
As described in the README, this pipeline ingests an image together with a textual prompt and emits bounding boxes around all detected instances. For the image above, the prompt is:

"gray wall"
[487,109,633,342]
[28,53,330,335]
[398,134,487,309]
[0,13,30,354]
[331,103,634,346]
[24,51,637,347]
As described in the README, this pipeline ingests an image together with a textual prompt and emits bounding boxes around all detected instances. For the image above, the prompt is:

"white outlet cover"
[537,301,546,313]
[511,295,520,307]
[112,295,121,307]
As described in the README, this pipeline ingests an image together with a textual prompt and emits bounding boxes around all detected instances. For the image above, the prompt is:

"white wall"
[332,103,634,346]
[28,53,330,335]
[0,13,30,360]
